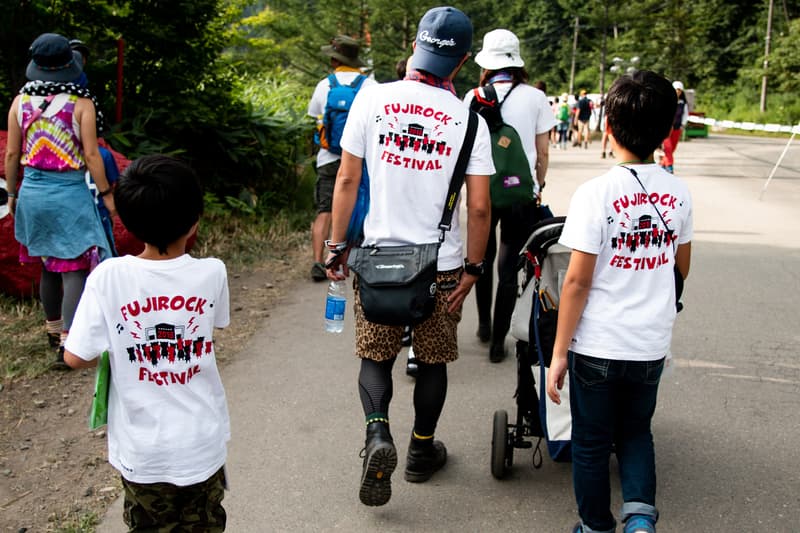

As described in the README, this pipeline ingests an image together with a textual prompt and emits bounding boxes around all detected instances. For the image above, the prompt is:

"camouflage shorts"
[121,466,227,532]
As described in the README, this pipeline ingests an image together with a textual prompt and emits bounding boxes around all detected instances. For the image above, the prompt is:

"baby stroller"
[491,216,572,479]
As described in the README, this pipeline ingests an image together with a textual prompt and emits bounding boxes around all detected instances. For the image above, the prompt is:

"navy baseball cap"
[412,6,473,79]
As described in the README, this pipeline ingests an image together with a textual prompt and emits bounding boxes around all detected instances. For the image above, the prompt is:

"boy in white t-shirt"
[547,71,693,533]
[65,155,231,531]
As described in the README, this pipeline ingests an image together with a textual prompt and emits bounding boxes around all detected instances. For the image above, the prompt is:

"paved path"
[99,134,800,532]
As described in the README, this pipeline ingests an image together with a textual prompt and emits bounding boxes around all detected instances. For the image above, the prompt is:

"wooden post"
[569,16,579,96]
[760,0,774,113]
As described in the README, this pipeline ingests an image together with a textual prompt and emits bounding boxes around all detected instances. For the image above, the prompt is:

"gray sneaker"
[310,262,327,282]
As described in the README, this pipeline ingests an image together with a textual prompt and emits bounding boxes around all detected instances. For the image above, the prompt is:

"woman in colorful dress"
[4,33,114,368]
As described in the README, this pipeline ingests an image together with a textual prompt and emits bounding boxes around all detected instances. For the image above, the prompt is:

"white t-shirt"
[340,80,495,271]
[559,164,693,361]
[463,82,556,192]
[65,254,231,485]
[308,70,377,168]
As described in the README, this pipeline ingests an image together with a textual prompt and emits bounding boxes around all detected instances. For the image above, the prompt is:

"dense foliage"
[1,0,313,210]
[1,0,798,208]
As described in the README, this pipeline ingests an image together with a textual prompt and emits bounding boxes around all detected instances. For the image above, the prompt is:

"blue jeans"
[569,352,664,532]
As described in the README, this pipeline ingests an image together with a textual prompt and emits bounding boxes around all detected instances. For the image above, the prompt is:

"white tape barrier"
[0,178,8,219]
[688,115,800,134]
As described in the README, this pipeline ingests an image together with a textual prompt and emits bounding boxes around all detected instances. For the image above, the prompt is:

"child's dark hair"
[115,155,203,255]
[605,70,676,161]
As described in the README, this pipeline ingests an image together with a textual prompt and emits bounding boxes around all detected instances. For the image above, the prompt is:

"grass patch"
[195,208,311,270]
[0,296,52,379]
[55,509,100,532]
[0,207,312,381]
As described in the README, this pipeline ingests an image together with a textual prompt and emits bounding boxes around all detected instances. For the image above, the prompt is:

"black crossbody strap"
[438,110,479,241]
[621,165,676,251]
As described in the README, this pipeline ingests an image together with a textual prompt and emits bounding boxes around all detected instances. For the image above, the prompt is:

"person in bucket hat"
[320,35,365,69]
[6,32,113,369]
[307,36,375,282]
[474,28,524,71]
[464,28,556,363]
[26,33,84,83]
[324,6,494,507]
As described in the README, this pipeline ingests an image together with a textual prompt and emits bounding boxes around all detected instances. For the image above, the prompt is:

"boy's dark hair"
[115,155,203,255]
[605,70,677,161]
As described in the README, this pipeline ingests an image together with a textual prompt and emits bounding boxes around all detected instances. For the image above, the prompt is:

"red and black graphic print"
[375,102,464,171]
[115,294,216,387]
[607,191,684,271]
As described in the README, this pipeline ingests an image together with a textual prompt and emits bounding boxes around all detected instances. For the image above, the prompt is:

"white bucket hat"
[672,80,684,91]
[474,29,524,71]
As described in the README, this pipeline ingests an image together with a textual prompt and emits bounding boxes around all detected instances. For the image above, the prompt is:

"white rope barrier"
[688,115,800,135]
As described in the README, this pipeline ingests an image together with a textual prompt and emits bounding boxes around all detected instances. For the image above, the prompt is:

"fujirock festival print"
[375,102,463,171]
[116,293,217,387]
[607,190,684,271]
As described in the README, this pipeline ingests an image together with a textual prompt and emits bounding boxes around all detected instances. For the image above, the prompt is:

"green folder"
[89,351,111,429]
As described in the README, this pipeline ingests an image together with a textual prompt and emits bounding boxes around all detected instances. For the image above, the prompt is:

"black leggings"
[40,268,88,330]
[358,358,448,437]
[475,202,539,344]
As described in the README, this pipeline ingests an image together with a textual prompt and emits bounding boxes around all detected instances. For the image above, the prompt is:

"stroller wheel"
[491,410,512,479]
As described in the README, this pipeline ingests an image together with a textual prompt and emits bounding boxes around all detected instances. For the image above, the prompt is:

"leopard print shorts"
[354,269,463,364]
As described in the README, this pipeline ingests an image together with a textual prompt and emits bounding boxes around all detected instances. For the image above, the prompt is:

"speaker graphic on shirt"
[124,319,214,389]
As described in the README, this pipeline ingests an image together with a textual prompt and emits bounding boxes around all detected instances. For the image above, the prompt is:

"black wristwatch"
[463,259,485,276]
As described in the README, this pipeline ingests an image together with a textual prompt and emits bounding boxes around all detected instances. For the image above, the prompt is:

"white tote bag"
[533,363,572,461]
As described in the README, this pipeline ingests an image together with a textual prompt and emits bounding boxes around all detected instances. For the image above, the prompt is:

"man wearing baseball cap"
[324,6,494,507]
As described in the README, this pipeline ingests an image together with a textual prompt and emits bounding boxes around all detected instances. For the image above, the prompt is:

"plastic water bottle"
[325,279,346,333]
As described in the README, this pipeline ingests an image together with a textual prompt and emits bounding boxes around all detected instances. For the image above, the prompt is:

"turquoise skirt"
[14,168,110,262]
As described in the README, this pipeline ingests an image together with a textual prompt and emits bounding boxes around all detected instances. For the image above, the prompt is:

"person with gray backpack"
[464,29,556,363]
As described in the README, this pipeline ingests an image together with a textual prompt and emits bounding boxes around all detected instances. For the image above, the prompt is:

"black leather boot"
[404,436,447,483]
[359,422,396,506]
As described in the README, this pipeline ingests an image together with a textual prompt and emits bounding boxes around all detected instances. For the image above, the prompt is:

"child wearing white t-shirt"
[547,71,693,533]
[65,155,231,531]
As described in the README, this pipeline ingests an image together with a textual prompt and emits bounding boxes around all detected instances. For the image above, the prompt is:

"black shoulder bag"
[347,111,479,326]
[621,166,685,312]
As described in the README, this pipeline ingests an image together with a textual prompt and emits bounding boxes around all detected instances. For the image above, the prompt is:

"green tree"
[768,18,800,94]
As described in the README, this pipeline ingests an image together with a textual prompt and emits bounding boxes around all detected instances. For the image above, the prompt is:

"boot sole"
[359,443,397,506]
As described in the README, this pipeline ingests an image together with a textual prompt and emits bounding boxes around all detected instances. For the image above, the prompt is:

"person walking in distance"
[547,70,693,533]
[658,80,689,174]
[307,35,375,281]
[65,155,232,531]
[557,93,571,150]
[576,89,592,149]
[324,6,493,506]
[464,28,556,362]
